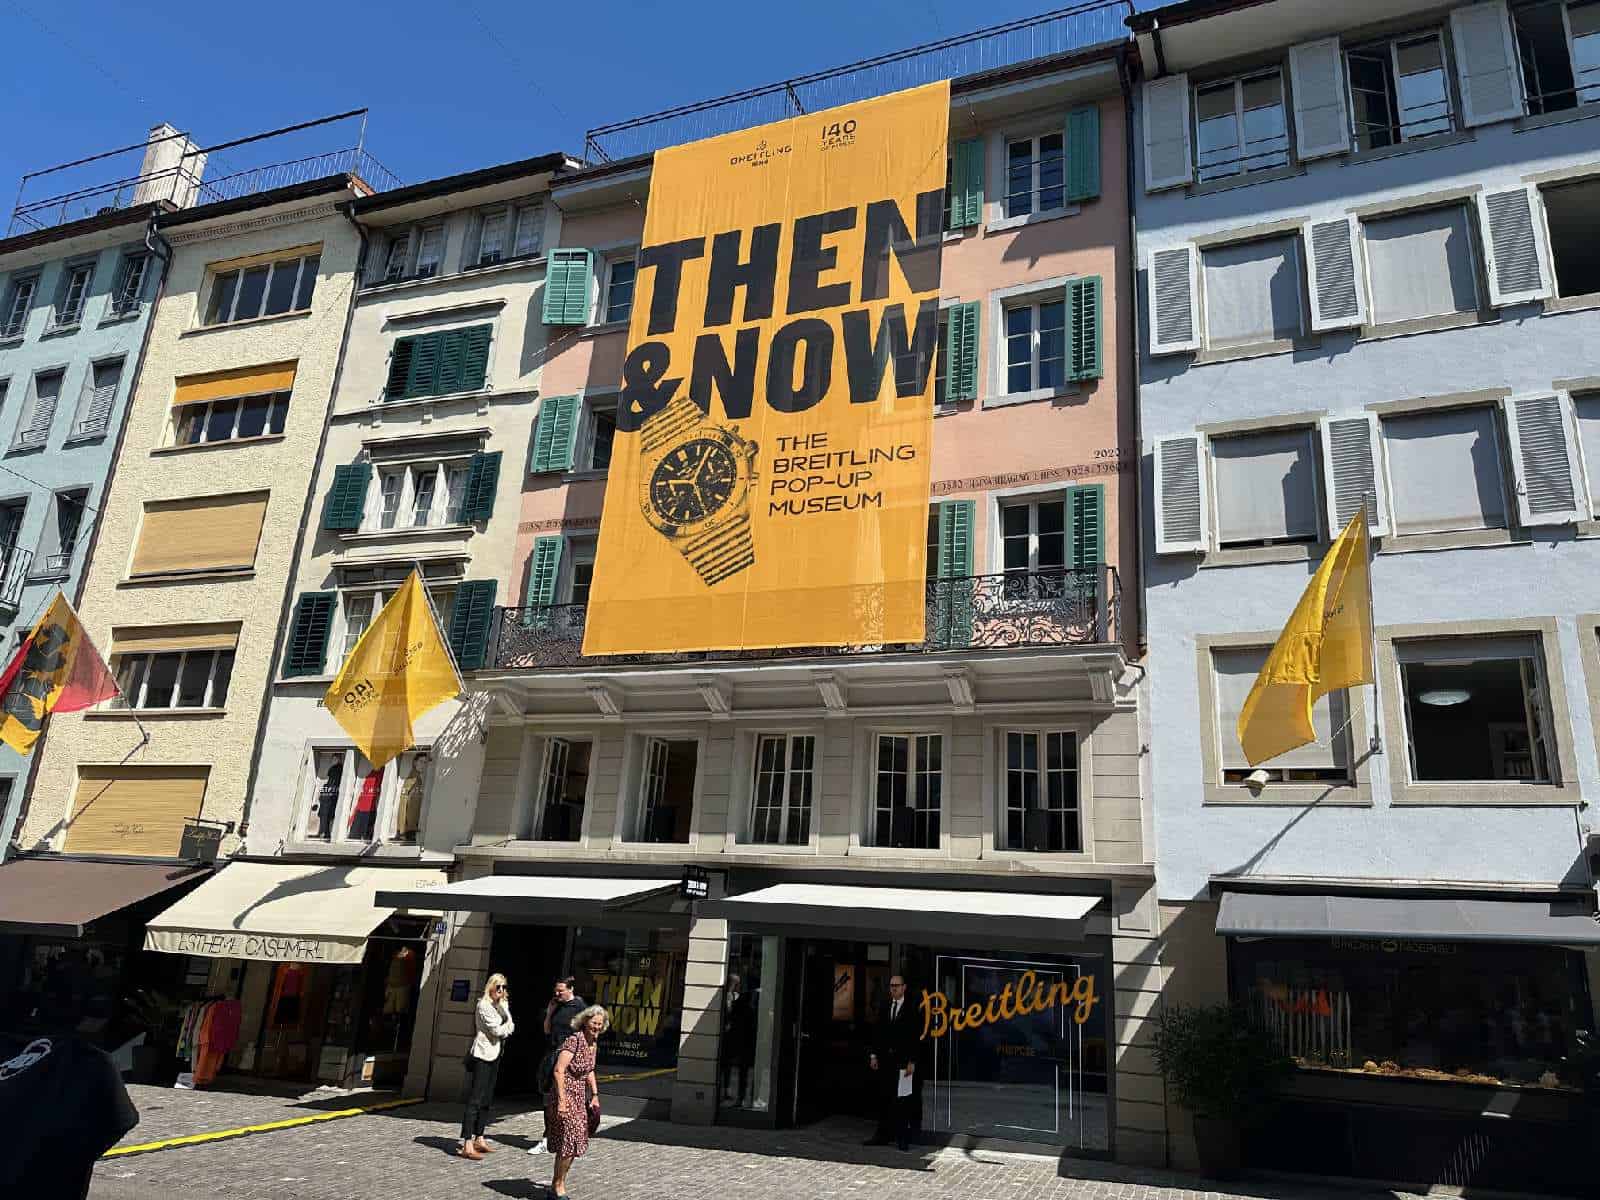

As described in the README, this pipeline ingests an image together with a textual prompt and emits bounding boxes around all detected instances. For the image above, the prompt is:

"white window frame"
[995,727,1086,855]
[109,252,149,317]
[169,390,290,448]
[993,491,1070,574]
[520,733,596,842]
[204,252,318,326]
[1378,402,1511,537]
[295,743,431,846]
[738,730,820,848]
[1002,131,1067,220]
[576,396,618,473]
[51,261,95,330]
[1562,0,1600,106]
[1192,68,1293,183]
[1207,423,1326,549]
[1358,202,1483,328]
[560,537,597,607]
[1344,28,1458,151]
[1,273,38,338]
[362,458,472,532]
[1199,234,1307,350]
[986,274,1079,405]
[335,578,458,660]
[599,251,639,326]
[615,731,704,849]
[468,198,545,269]
[109,647,235,711]
[375,223,446,284]
[855,724,950,853]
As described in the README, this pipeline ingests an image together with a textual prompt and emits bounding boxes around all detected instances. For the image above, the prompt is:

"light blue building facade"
[0,206,164,857]
[1130,0,1600,1189]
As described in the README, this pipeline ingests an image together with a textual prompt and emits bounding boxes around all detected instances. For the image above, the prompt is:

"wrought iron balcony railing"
[0,546,32,613]
[486,565,1118,672]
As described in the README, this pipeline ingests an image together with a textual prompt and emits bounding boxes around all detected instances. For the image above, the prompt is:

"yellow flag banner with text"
[582,81,951,654]
[324,571,462,770]
[1237,509,1375,766]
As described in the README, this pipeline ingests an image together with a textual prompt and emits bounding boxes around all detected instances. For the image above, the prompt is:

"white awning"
[708,883,1101,942]
[144,862,447,965]
[372,873,676,919]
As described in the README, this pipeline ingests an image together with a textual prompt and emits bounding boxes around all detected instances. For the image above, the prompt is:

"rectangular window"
[1202,236,1303,347]
[999,497,1068,599]
[1214,645,1351,781]
[534,737,591,841]
[635,737,696,844]
[1363,205,1479,325]
[305,749,345,841]
[367,460,469,531]
[1005,132,1066,218]
[469,200,543,268]
[1003,298,1066,394]
[934,312,950,404]
[603,257,637,324]
[375,224,444,284]
[1,274,37,338]
[565,540,596,607]
[1398,636,1555,782]
[1514,0,1600,114]
[110,252,149,316]
[1211,428,1320,547]
[872,733,941,849]
[112,648,234,710]
[204,252,319,325]
[1194,70,1290,182]
[74,358,123,438]
[13,369,62,449]
[1347,31,1454,150]
[1571,392,1600,512]
[748,733,815,845]
[300,746,427,844]
[34,487,87,577]
[1541,177,1600,298]
[1383,406,1508,535]
[52,262,94,328]
[174,392,289,446]
[1002,730,1081,852]
[511,202,544,258]
[340,582,457,658]
[581,402,617,472]
[130,492,268,577]
[65,766,207,856]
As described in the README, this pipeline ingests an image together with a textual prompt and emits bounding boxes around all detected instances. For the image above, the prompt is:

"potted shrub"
[1150,1003,1290,1179]
[124,989,181,1085]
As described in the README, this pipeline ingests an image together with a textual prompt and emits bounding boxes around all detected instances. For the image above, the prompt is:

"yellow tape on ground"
[102,1096,424,1157]
[594,1067,675,1084]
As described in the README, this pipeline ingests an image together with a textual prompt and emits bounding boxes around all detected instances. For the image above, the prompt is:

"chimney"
[132,123,207,209]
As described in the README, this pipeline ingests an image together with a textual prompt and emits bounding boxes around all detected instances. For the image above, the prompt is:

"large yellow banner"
[582,81,951,654]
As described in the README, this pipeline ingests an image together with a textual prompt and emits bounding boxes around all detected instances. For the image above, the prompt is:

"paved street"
[88,1085,1432,1200]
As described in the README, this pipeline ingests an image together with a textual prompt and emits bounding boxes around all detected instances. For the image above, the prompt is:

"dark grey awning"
[1216,890,1600,946]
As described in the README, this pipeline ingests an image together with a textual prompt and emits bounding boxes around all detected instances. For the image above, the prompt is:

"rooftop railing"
[581,1,1133,162]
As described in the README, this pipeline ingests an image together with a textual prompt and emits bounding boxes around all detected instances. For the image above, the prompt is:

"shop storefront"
[141,860,445,1089]
[0,856,215,1079]
[710,882,1112,1155]
[1216,886,1599,1195]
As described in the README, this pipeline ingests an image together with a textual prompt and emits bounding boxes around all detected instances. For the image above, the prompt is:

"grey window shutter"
[1142,74,1193,192]
[1318,413,1391,536]
[1304,217,1367,331]
[1477,185,1552,306]
[1288,38,1351,160]
[1148,245,1199,355]
[1502,392,1584,526]
[1153,435,1208,554]
[1450,1,1525,127]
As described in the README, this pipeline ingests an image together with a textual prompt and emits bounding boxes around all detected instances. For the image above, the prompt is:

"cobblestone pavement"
[89,1084,1427,1200]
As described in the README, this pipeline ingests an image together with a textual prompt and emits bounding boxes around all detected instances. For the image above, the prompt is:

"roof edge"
[352,151,575,215]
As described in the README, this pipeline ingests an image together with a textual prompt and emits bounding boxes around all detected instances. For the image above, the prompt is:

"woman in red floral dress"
[544,1005,606,1199]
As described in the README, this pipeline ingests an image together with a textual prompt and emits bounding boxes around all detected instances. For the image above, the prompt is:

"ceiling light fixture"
[1418,688,1472,706]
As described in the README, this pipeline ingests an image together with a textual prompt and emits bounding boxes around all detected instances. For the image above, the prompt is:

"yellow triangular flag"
[1237,507,1374,766]
[324,571,463,769]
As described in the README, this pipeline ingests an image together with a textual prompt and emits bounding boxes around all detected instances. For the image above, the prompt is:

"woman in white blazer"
[458,973,515,1160]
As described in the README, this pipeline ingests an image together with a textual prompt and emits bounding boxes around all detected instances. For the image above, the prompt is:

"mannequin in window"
[348,766,384,841]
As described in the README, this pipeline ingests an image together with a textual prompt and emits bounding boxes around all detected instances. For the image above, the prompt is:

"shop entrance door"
[487,922,570,1097]
[787,939,883,1126]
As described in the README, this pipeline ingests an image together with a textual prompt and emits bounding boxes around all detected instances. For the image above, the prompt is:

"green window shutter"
[322,462,371,532]
[543,249,593,325]
[1068,275,1102,381]
[404,331,443,398]
[529,393,580,473]
[461,324,492,391]
[945,301,980,402]
[934,499,976,649]
[525,536,564,606]
[1067,485,1104,568]
[460,451,502,523]
[1066,105,1101,203]
[435,328,469,395]
[385,337,416,400]
[951,138,985,229]
[283,591,336,677]
[448,579,498,671]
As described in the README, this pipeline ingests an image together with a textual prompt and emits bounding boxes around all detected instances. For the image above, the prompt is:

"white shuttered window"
[1383,406,1508,535]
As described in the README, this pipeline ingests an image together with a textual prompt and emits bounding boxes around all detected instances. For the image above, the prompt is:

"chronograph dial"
[648,437,739,525]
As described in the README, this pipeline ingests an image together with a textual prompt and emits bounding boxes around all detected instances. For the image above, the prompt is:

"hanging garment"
[207,999,243,1055]
[382,948,418,1017]
[347,767,384,841]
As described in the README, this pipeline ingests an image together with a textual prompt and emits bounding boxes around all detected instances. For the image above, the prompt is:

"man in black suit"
[864,974,919,1150]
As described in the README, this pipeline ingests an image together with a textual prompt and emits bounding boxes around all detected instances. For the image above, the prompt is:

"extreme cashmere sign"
[582,81,951,655]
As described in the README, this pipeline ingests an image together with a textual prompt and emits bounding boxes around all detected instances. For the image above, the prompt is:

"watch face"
[649,437,739,526]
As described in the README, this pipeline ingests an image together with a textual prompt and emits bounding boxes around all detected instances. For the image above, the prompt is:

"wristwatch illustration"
[638,396,759,587]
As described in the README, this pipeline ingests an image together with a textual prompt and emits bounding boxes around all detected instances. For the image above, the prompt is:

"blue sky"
[0,0,1148,207]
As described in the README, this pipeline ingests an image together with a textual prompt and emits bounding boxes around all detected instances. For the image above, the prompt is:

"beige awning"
[373,873,675,918]
[144,861,446,965]
[708,883,1102,942]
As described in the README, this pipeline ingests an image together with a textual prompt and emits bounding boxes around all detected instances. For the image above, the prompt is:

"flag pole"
[411,562,465,695]
[1360,501,1382,757]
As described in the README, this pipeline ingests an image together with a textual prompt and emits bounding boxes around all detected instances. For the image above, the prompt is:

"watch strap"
[639,396,706,455]
[680,511,755,587]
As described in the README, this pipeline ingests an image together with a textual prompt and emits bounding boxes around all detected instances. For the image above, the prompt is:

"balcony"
[0,547,31,615]
[486,565,1119,672]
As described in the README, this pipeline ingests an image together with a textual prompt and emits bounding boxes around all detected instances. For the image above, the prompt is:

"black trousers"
[460,1055,500,1139]
[874,1071,916,1144]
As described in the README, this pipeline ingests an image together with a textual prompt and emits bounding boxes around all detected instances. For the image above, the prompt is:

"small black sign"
[179,820,225,863]
[451,979,471,1002]
[680,865,710,901]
